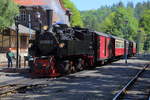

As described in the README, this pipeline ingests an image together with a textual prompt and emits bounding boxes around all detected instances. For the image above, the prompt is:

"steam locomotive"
[28,11,136,77]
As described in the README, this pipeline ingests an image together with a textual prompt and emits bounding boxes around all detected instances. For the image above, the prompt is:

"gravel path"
[1,55,150,100]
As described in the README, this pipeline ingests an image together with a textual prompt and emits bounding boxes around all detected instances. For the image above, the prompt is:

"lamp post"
[36,12,41,32]
[26,7,33,39]
[15,16,19,69]
[137,30,142,55]
[124,20,128,64]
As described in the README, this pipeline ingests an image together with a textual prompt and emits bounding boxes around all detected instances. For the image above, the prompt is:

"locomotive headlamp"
[59,43,65,48]
[43,25,49,31]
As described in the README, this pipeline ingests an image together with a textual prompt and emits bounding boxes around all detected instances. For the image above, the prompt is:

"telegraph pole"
[124,20,128,64]
[15,17,19,69]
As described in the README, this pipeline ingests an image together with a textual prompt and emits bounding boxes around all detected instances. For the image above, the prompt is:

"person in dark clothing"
[6,48,15,68]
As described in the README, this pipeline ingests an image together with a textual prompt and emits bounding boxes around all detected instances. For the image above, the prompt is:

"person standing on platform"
[6,48,15,68]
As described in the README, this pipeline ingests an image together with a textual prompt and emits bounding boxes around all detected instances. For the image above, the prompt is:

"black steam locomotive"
[29,24,97,76]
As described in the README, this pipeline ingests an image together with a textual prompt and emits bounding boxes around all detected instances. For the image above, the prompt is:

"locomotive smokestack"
[46,9,53,30]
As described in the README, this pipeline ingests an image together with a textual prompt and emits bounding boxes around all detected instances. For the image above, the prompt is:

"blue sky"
[71,0,149,11]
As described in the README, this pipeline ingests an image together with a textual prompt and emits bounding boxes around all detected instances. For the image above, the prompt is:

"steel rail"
[113,64,149,100]
[0,83,48,97]
[0,84,16,89]
[0,84,21,97]
[0,77,52,97]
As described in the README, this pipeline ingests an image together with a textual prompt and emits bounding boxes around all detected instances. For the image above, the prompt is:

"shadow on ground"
[1,55,150,100]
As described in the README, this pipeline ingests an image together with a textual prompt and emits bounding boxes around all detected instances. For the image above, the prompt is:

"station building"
[0,0,70,65]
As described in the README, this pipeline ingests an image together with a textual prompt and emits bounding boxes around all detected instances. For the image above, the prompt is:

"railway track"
[0,83,48,97]
[0,84,25,97]
[113,64,150,100]
[0,71,60,97]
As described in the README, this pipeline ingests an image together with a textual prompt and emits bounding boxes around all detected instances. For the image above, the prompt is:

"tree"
[0,0,19,31]
[82,13,99,30]
[139,10,150,51]
[117,1,124,8]
[100,7,138,40]
[127,2,134,8]
[143,34,150,52]
[80,1,150,52]
[134,2,150,19]
[62,0,83,27]
[139,10,150,34]
[81,7,112,31]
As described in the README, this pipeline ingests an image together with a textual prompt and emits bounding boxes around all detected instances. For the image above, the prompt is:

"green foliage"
[127,2,134,8]
[81,7,112,31]
[62,0,83,27]
[100,7,138,40]
[0,0,19,31]
[139,10,150,51]
[139,10,150,34]
[61,0,150,52]
[81,1,150,46]
[134,1,150,19]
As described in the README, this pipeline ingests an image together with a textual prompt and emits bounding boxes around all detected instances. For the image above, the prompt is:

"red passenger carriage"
[111,36,125,58]
[95,32,114,64]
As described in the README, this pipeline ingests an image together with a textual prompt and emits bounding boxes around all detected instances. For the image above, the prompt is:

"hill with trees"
[81,1,150,52]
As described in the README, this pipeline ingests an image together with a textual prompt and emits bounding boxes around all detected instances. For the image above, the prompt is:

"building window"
[20,36,28,49]
[0,33,11,53]
[20,11,26,21]
[11,36,17,48]
[3,35,10,47]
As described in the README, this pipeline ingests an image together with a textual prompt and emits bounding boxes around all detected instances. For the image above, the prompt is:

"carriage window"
[121,41,124,48]
[115,41,119,48]
[133,43,136,48]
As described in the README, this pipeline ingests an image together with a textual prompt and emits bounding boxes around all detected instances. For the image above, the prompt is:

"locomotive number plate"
[40,40,54,44]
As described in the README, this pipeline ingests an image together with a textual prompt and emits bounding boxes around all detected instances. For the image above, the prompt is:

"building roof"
[14,0,66,11]
[13,0,70,26]
[10,24,35,35]
[14,0,46,6]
